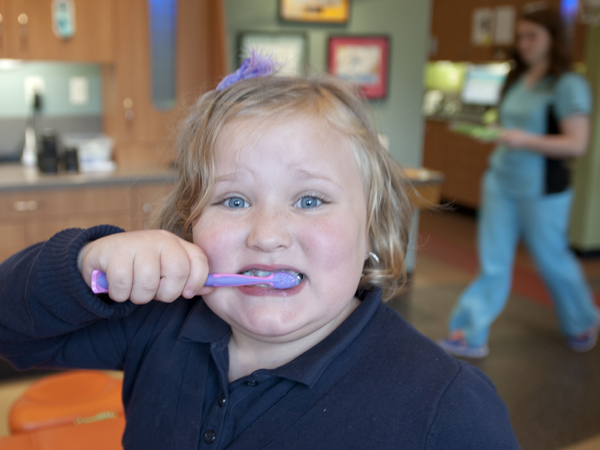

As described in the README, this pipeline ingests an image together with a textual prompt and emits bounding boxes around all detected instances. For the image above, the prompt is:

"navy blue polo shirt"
[0,226,520,449]
[184,286,383,448]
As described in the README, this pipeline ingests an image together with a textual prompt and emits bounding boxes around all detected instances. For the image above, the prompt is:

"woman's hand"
[497,129,532,148]
[77,230,214,304]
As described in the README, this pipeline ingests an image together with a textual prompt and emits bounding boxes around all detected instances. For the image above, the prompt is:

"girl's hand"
[498,129,532,148]
[77,230,214,305]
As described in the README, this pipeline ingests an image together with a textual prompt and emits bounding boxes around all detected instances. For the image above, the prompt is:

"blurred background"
[0,1,599,449]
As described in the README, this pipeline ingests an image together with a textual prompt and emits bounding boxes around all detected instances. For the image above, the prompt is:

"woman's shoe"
[567,324,599,352]
[438,330,489,359]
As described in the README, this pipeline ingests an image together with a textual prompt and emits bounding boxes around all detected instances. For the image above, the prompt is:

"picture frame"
[327,35,390,100]
[238,31,308,77]
[279,0,350,24]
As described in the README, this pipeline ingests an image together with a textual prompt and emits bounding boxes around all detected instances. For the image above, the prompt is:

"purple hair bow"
[216,49,280,91]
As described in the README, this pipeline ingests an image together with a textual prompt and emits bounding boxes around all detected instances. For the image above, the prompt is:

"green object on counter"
[424,62,468,93]
[450,122,503,142]
[482,108,498,125]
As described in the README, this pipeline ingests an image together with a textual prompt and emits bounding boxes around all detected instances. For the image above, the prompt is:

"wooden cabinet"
[430,0,474,61]
[0,0,8,58]
[0,182,175,263]
[423,120,494,208]
[0,222,26,263]
[430,0,588,63]
[103,0,227,168]
[1,0,113,62]
[130,183,176,231]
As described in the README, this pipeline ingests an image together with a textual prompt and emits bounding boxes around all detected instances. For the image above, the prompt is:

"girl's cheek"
[300,215,366,263]
[193,215,243,259]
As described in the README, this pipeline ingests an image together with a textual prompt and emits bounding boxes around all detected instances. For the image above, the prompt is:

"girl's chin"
[234,321,312,342]
[227,307,320,341]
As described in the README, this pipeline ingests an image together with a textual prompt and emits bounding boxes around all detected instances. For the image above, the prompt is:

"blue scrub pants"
[449,172,600,346]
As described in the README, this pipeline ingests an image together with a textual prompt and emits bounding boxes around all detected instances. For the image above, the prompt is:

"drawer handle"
[123,98,134,121]
[142,203,152,213]
[14,200,40,212]
[17,13,28,40]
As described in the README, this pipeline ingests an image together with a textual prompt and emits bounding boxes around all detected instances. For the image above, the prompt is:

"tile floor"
[388,210,600,450]
[0,210,598,449]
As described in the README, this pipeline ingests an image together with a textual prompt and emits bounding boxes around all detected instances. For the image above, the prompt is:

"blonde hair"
[154,74,413,300]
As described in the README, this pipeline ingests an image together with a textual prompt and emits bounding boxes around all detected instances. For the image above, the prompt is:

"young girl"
[0,55,519,449]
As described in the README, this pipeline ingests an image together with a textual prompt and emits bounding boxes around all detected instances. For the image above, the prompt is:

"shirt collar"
[178,289,383,387]
[179,300,231,343]
[270,289,382,387]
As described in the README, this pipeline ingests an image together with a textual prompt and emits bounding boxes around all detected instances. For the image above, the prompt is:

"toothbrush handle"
[89,270,266,294]
[205,273,268,287]
[91,270,109,294]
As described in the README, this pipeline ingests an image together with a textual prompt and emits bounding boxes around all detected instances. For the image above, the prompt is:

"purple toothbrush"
[90,269,302,294]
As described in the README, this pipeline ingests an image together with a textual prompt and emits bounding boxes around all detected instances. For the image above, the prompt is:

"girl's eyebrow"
[215,170,251,183]
[214,168,342,189]
[292,169,342,189]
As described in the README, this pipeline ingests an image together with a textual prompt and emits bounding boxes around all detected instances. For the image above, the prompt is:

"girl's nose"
[246,207,293,252]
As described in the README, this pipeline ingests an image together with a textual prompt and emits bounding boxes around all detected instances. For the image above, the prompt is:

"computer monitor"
[461,64,510,106]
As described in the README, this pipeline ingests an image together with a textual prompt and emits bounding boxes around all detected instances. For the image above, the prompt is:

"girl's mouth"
[239,269,305,289]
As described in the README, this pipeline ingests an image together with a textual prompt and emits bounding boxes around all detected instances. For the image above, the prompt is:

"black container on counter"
[38,129,58,174]
[63,147,79,172]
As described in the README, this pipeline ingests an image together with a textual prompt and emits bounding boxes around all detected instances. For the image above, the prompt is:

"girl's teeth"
[241,269,301,277]
[242,270,272,277]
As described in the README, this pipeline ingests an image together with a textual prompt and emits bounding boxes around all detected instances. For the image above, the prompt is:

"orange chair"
[9,370,124,434]
[0,416,125,450]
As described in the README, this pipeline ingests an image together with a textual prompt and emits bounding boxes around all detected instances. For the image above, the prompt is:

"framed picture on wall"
[238,32,308,77]
[328,36,390,100]
[279,0,350,24]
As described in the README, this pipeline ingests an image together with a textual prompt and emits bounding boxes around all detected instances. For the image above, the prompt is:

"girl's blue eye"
[297,196,322,209]
[225,197,248,209]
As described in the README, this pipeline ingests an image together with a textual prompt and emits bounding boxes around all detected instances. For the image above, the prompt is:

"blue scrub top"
[489,72,592,197]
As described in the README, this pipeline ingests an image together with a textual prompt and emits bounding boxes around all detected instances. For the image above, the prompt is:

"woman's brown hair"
[501,7,573,98]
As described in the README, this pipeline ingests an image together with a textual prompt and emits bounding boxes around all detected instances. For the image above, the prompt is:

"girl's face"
[193,115,369,345]
[516,19,552,66]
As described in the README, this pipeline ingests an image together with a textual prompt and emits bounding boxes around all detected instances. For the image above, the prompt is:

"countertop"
[0,164,178,193]
[425,113,486,124]
[0,164,443,193]
[403,167,444,185]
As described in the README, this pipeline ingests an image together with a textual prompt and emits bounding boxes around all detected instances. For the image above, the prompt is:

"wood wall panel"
[103,0,228,168]
[431,0,588,63]
[7,0,113,62]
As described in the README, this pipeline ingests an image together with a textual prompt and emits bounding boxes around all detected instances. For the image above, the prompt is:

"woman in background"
[440,7,599,358]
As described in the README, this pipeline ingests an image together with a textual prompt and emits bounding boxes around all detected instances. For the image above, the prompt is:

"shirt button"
[204,430,216,444]
[245,380,258,387]
[217,394,226,407]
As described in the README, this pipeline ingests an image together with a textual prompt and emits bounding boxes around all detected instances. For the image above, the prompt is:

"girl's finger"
[104,261,134,303]
[181,242,210,298]
[129,251,161,304]
[154,245,192,302]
